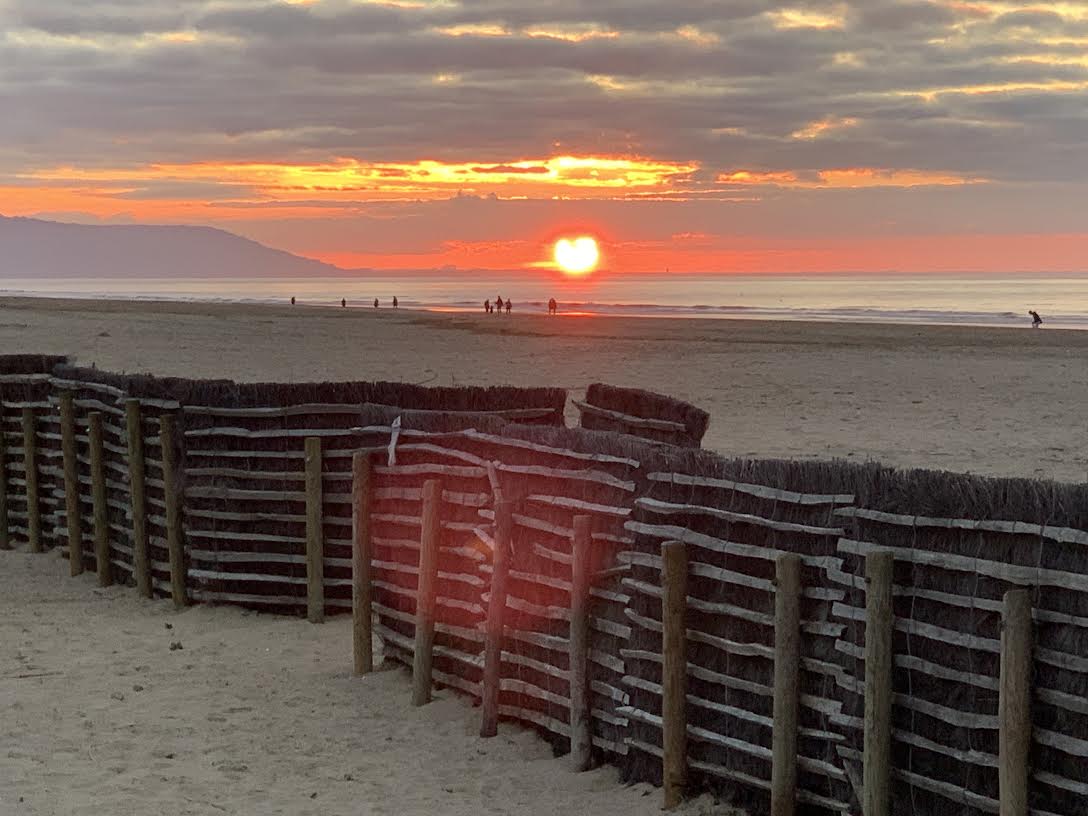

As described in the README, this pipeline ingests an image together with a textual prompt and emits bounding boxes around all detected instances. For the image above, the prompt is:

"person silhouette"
[495,296,504,314]
[291,296,296,306]
[373,298,379,309]
[341,298,346,308]
[484,299,491,314]
[505,299,512,314]
[548,298,557,315]
[393,296,398,309]
[1029,310,1042,328]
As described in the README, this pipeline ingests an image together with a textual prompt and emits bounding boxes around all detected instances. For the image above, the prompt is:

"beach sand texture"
[1,549,738,816]
[1,296,1084,482]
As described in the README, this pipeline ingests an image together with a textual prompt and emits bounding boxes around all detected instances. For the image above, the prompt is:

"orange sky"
[3,0,1087,274]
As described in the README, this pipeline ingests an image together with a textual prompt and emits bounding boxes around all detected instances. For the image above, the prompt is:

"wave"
[2,281,1086,329]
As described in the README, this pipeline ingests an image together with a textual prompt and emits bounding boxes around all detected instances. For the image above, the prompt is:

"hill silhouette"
[0,215,351,278]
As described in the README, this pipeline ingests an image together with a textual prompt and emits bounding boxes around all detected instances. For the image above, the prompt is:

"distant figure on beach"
[484,299,491,314]
[1030,310,1043,328]
[393,297,398,309]
[495,296,504,313]
[341,298,346,308]
[291,296,296,306]
[548,298,557,315]
[505,299,512,314]
[373,298,379,309]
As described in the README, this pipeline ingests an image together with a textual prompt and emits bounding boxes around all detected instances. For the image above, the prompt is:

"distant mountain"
[0,214,351,278]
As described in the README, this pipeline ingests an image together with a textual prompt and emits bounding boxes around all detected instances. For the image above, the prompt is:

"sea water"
[2,272,1087,329]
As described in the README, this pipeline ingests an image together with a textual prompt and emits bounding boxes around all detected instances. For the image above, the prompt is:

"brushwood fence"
[2,354,1087,816]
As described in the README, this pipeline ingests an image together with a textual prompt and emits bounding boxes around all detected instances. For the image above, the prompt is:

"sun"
[554,236,599,276]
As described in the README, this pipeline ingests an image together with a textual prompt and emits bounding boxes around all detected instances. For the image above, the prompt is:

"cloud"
[0,0,1085,272]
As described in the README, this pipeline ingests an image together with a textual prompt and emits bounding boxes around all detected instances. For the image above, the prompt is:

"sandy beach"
[0,296,1084,482]
[1,547,735,816]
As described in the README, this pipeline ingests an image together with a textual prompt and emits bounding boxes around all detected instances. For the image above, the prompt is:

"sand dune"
[0,296,1084,482]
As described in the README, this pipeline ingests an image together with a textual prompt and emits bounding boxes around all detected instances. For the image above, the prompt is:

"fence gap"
[771,552,802,816]
[411,478,442,706]
[59,391,83,576]
[160,414,187,608]
[88,412,111,587]
[863,549,894,816]
[125,399,150,597]
[999,588,1033,816]
[304,436,324,624]
[661,539,688,810]
[569,513,593,770]
[352,451,374,675]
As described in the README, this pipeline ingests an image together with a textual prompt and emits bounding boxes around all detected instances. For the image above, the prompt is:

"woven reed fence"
[3,354,1087,816]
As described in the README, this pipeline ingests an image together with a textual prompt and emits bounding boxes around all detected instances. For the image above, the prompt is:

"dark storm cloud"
[2,0,1087,187]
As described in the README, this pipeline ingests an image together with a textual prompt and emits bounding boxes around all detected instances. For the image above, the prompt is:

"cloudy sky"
[2,0,1087,273]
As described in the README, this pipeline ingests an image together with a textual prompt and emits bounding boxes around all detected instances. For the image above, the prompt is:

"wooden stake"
[0,422,9,550]
[88,412,111,587]
[661,540,688,810]
[568,514,593,769]
[59,391,83,575]
[125,399,151,597]
[480,498,513,736]
[160,414,187,608]
[999,589,1033,816]
[863,550,894,816]
[352,451,374,675]
[305,436,325,623]
[771,553,802,816]
[411,478,441,706]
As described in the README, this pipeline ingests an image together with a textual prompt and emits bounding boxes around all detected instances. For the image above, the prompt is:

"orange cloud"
[718,168,986,188]
[20,155,699,208]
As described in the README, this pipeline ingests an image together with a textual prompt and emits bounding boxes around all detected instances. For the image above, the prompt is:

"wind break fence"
[2,354,1087,816]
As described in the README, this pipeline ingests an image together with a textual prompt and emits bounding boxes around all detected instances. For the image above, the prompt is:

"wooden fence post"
[59,391,83,576]
[771,553,802,816]
[999,589,1033,816]
[125,399,151,597]
[160,414,186,608]
[88,412,111,587]
[863,549,894,816]
[411,478,441,706]
[480,498,513,736]
[22,408,41,553]
[661,540,688,810]
[0,423,9,549]
[352,451,373,675]
[305,436,324,623]
[568,514,593,769]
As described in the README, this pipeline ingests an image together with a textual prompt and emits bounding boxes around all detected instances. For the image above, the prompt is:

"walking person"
[1029,310,1043,328]
[341,298,346,308]
[548,297,557,315]
[505,299,512,314]
[495,295,504,314]
[393,296,398,309]
[484,299,491,314]
[373,298,379,309]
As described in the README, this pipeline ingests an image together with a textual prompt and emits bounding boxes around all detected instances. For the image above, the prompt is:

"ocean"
[2,272,1087,329]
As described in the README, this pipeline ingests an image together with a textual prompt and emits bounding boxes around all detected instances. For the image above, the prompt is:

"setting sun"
[554,236,600,276]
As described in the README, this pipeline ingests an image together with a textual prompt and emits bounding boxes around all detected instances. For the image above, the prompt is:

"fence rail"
[1,354,1086,816]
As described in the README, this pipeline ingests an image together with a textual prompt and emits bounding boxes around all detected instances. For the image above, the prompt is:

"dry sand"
[0,296,1085,482]
[1,547,730,816]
